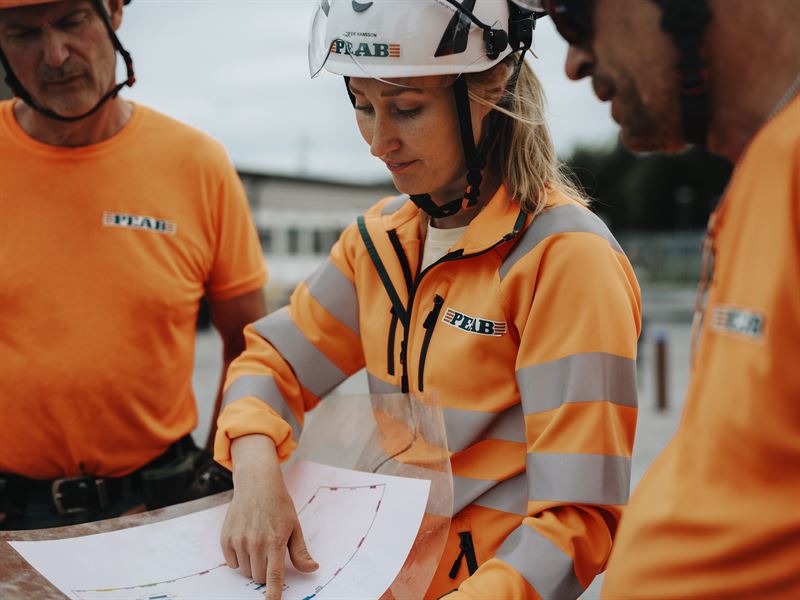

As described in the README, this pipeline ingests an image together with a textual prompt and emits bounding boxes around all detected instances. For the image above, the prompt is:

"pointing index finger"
[265,546,286,600]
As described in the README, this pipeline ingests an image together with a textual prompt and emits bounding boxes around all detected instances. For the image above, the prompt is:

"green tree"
[564,141,732,231]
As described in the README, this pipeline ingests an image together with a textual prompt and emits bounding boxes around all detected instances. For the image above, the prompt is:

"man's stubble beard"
[618,80,687,154]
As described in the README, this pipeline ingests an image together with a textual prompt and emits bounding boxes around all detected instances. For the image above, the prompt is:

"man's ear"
[106,0,124,31]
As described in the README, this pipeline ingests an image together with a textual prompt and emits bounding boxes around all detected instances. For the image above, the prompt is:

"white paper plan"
[9,461,431,600]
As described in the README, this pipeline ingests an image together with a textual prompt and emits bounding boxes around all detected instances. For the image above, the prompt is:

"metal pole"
[655,331,669,411]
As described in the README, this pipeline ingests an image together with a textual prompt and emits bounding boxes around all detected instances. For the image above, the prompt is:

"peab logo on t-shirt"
[102,212,177,236]
[711,305,766,341]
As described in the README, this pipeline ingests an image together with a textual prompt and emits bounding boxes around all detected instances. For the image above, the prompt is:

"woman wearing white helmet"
[215,1,642,598]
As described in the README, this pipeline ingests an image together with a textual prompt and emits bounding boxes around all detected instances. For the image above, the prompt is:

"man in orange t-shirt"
[0,0,267,529]
[510,0,800,597]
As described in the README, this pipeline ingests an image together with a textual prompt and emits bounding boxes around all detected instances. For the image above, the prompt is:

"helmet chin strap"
[410,49,531,220]
[410,74,485,220]
[411,2,536,220]
[0,0,136,123]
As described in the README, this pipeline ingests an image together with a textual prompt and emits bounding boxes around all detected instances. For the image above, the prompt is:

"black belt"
[0,435,196,517]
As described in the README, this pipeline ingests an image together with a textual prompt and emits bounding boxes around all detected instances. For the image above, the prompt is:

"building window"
[288,227,300,255]
[260,229,272,253]
[312,229,342,255]
[313,230,325,255]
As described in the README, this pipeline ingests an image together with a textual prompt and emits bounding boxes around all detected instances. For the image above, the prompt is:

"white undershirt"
[421,221,469,271]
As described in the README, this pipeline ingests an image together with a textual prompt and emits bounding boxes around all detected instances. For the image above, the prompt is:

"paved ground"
[190,284,697,599]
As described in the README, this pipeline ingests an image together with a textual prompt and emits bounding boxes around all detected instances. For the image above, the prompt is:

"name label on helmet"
[331,40,401,59]
[442,308,507,337]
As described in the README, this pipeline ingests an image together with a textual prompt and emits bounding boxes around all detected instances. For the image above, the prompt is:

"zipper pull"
[448,548,465,579]
[459,531,479,575]
[449,532,478,578]
[423,295,445,329]
[399,343,406,365]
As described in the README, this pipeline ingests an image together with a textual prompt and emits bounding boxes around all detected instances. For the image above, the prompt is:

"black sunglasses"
[545,0,595,46]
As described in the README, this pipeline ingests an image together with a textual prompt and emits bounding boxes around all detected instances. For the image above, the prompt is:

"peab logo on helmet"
[330,39,401,59]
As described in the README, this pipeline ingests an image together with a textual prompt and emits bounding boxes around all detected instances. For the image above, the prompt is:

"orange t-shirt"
[0,101,267,479]
[603,97,800,598]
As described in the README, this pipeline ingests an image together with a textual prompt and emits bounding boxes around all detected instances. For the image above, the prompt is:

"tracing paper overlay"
[9,460,430,600]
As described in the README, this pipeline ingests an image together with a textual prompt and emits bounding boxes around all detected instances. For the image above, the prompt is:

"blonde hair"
[466,56,588,217]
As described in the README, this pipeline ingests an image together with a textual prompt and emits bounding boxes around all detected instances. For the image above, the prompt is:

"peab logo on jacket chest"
[102,212,177,236]
[442,307,507,337]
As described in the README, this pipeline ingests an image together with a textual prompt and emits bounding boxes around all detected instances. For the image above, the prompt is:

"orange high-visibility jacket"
[602,98,800,599]
[215,185,641,599]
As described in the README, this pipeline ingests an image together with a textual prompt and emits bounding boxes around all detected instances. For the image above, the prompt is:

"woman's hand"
[220,435,318,600]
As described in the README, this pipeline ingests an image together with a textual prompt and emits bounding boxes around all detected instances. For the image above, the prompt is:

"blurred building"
[238,171,395,309]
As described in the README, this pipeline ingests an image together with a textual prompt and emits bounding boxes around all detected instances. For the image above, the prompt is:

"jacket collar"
[381,184,527,254]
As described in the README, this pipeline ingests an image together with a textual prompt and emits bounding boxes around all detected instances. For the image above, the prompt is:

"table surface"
[0,492,231,600]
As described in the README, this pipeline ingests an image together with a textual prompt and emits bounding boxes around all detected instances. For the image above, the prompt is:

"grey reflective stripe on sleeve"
[367,373,402,395]
[223,374,302,438]
[472,473,527,515]
[517,352,637,415]
[453,475,498,514]
[527,453,631,505]
[496,525,585,600]
[305,259,360,336]
[500,204,623,279]
[444,404,526,454]
[253,309,347,399]
[381,194,409,215]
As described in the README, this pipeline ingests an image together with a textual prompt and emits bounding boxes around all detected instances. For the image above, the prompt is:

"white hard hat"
[309,0,535,80]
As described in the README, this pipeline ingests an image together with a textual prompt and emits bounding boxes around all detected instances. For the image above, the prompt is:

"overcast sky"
[118,1,619,183]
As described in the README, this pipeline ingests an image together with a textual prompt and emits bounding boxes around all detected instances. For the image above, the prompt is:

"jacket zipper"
[417,295,444,391]
[448,531,479,578]
[387,212,525,393]
[395,235,519,393]
[387,308,399,376]
[386,230,414,379]
[388,229,414,289]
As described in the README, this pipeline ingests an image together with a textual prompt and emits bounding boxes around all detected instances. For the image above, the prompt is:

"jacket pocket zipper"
[448,531,479,579]
[387,307,399,376]
[417,295,444,392]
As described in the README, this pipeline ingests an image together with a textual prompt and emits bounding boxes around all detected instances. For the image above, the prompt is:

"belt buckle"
[51,476,110,516]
